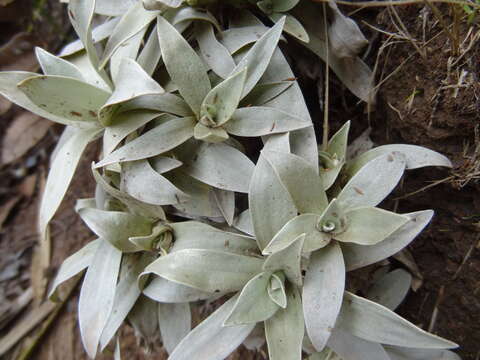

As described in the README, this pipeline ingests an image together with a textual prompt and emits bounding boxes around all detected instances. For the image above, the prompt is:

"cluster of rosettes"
[0,0,460,359]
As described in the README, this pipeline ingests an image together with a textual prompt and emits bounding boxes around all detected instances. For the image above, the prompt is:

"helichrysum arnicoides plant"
[0,0,461,359]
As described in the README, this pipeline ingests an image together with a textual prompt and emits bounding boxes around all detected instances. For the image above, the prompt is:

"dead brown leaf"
[30,168,51,302]
[1,113,53,166]
[0,32,37,72]
[30,240,50,302]
[0,288,33,331]
[0,196,21,231]
[18,173,37,198]
[0,96,11,116]
[0,298,56,357]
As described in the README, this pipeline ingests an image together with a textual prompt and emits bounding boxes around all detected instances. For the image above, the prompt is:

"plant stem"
[322,2,330,152]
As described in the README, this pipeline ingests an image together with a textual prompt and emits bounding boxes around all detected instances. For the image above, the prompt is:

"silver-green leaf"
[336,292,458,349]
[94,116,195,167]
[142,249,263,293]
[79,239,122,358]
[121,160,189,206]
[303,242,345,352]
[224,272,279,326]
[249,153,297,251]
[327,329,390,360]
[77,207,153,252]
[263,214,330,255]
[346,144,453,177]
[18,75,110,124]
[168,295,255,360]
[231,17,285,98]
[263,234,305,286]
[334,207,410,246]
[48,239,100,301]
[100,2,158,68]
[157,15,211,116]
[170,221,257,254]
[180,142,255,193]
[265,284,304,360]
[367,269,412,311]
[39,127,101,241]
[342,210,434,271]
[225,106,311,137]
[158,302,191,354]
[200,68,246,127]
[35,47,84,80]
[144,277,214,303]
[262,150,327,214]
[337,152,406,211]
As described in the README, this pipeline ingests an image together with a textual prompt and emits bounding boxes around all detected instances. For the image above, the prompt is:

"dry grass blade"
[31,170,51,301]
[1,113,53,166]
[0,300,56,356]
[0,276,80,357]
[428,285,445,333]
[0,196,21,231]
[388,5,427,60]
[422,0,459,55]
[0,288,33,331]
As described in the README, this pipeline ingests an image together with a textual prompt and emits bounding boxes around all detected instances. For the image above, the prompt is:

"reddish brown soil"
[351,5,480,359]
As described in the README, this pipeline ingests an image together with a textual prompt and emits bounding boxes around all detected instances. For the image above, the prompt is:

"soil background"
[0,1,479,359]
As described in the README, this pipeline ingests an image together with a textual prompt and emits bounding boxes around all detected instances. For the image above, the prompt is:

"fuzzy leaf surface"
[77,208,152,252]
[263,234,304,286]
[327,329,390,360]
[100,2,158,67]
[268,273,287,308]
[384,346,461,360]
[224,272,279,326]
[337,152,406,211]
[335,207,409,245]
[303,242,345,352]
[48,240,99,301]
[367,269,412,311]
[18,75,110,124]
[35,47,85,80]
[100,253,154,349]
[39,127,100,240]
[337,292,458,349]
[168,295,255,360]
[79,239,122,358]
[196,22,235,79]
[249,153,297,250]
[263,214,330,255]
[321,121,350,190]
[144,277,214,303]
[231,17,285,98]
[262,150,327,214]
[347,144,453,176]
[342,210,434,271]
[200,68,246,127]
[265,285,304,360]
[170,221,257,254]
[103,110,162,155]
[158,302,191,354]
[121,160,188,206]
[181,142,255,193]
[142,249,263,293]
[225,107,311,137]
[157,15,211,116]
[95,116,195,167]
